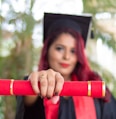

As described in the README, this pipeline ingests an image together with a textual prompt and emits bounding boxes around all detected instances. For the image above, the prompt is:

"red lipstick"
[60,63,69,68]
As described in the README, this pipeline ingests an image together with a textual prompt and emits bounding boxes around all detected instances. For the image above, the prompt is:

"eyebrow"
[55,43,76,49]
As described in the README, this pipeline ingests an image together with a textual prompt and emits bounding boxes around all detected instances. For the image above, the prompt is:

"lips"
[60,63,69,68]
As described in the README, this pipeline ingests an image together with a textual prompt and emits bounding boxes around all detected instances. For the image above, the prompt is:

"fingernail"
[54,92,58,96]
[40,94,44,99]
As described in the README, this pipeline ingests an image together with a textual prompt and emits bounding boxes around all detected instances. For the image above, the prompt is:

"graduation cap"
[43,12,92,46]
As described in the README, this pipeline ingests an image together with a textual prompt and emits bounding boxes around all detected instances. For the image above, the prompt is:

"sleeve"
[15,96,25,119]
[15,76,45,119]
[15,96,45,119]
[102,95,116,119]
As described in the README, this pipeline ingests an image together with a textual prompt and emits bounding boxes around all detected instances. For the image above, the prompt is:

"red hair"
[38,28,111,101]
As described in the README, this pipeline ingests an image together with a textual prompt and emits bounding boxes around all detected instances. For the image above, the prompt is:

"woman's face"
[48,33,78,80]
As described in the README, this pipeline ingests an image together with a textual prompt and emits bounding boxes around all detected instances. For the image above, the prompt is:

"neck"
[62,75,71,81]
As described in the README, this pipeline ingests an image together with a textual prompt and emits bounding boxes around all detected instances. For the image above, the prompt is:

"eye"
[71,49,76,54]
[56,46,64,51]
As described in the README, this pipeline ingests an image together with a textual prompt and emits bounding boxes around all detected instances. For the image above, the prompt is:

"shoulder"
[103,95,116,118]
[94,96,116,119]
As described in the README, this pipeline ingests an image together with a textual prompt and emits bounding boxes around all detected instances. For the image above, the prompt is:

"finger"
[47,70,56,98]
[29,72,40,94]
[51,96,60,104]
[39,72,48,98]
[54,73,64,95]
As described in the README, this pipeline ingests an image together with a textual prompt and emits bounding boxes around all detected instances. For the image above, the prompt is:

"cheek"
[48,55,60,69]
[49,54,60,62]
[48,49,60,66]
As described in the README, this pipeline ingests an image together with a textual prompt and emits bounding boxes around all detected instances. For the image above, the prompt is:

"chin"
[52,67,72,76]
[60,71,72,77]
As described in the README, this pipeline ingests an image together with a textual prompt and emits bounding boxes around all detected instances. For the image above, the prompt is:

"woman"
[15,13,116,119]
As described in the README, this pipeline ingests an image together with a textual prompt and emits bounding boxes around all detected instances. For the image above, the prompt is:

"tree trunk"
[4,96,16,119]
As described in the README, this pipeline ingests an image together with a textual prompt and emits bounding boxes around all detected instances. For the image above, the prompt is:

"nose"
[63,50,70,60]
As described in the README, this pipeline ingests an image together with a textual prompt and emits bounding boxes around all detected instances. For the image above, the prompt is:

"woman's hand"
[28,69,64,99]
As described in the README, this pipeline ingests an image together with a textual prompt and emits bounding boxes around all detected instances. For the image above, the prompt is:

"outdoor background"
[0,0,116,119]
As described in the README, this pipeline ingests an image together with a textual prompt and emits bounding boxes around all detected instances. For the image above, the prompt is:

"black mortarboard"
[43,12,92,45]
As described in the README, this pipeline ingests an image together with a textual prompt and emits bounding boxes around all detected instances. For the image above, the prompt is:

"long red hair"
[38,28,110,101]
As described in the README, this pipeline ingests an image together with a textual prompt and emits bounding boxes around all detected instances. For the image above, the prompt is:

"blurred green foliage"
[0,0,116,119]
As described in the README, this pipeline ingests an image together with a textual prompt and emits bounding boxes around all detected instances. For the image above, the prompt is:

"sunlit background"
[0,0,116,119]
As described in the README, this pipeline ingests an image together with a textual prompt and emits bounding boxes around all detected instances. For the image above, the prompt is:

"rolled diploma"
[0,79,105,97]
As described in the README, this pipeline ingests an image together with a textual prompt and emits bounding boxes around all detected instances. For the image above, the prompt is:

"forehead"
[52,33,77,47]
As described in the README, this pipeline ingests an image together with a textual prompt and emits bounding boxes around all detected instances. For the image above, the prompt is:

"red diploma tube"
[0,79,105,98]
